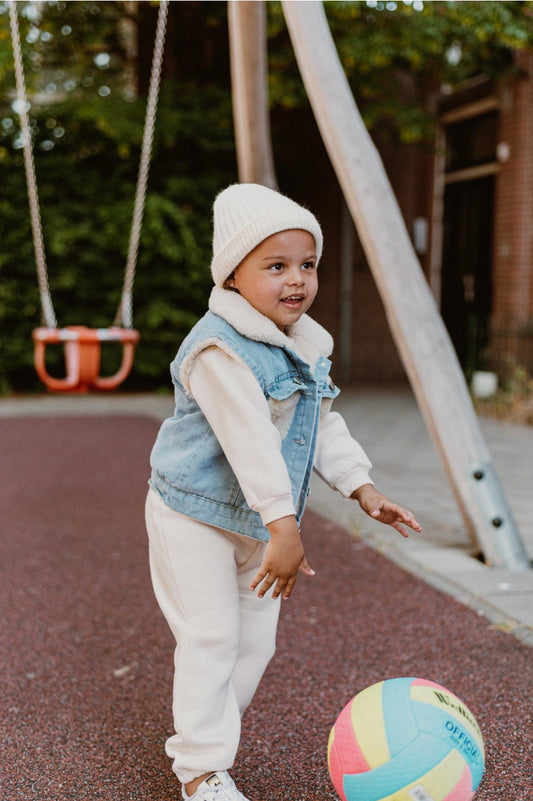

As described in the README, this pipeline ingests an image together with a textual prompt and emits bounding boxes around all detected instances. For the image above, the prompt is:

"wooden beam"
[228,1,277,189]
[445,162,500,185]
[282,0,529,569]
[440,96,499,125]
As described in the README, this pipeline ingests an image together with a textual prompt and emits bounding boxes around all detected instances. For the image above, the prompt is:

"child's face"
[231,229,318,332]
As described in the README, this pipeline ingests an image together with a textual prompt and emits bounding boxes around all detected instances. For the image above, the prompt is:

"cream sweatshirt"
[188,344,373,528]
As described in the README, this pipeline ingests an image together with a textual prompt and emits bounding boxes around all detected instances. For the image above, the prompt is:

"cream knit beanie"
[210,183,323,286]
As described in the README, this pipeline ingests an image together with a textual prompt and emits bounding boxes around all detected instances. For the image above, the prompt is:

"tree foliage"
[0,0,532,393]
[268,1,533,143]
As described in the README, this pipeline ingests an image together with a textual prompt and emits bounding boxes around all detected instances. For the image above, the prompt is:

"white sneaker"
[182,771,250,801]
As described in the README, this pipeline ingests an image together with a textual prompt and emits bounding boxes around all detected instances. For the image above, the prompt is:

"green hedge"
[0,86,237,394]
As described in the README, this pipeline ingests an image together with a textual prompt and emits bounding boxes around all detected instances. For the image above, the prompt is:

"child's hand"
[351,484,422,538]
[250,516,315,600]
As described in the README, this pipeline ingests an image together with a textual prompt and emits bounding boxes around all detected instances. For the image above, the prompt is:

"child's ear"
[223,272,238,292]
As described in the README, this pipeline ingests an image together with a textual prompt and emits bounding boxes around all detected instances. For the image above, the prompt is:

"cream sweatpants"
[145,489,281,784]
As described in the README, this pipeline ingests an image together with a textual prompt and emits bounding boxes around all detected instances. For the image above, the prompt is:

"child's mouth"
[281,295,304,308]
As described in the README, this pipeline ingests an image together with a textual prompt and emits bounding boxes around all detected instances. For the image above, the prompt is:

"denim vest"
[149,310,339,542]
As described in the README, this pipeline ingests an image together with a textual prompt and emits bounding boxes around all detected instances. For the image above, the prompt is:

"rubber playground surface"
[1,413,532,801]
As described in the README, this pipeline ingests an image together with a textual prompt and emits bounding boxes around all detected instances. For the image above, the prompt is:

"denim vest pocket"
[266,374,305,438]
[321,375,340,401]
[265,373,307,402]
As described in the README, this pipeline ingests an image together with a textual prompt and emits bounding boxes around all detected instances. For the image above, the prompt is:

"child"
[145,183,421,801]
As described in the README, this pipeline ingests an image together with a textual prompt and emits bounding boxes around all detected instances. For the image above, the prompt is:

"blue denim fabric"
[149,311,339,541]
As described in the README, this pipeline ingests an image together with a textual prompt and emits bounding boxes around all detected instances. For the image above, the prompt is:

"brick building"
[284,49,533,385]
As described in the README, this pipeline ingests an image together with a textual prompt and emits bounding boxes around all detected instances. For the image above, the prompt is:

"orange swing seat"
[32,325,140,393]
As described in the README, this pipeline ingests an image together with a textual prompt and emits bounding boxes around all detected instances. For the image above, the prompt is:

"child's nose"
[287,266,304,284]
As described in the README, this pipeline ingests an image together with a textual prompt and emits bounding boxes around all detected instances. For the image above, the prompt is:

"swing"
[9,0,169,392]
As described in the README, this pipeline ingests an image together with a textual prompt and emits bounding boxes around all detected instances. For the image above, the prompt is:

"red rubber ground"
[1,416,531,800]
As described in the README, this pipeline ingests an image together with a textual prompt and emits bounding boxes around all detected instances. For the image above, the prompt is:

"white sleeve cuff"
[254,494,297,526]
[334,469,374,500]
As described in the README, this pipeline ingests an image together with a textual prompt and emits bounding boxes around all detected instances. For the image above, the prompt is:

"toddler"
[145,183,421,801]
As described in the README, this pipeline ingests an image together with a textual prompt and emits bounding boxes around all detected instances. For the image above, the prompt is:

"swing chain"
[9,0,57,328]
[115,0,169,329]
[9,0,169,331]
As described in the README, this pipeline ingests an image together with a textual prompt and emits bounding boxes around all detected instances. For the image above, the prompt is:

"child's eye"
[302,261,315,270]
[269,263,285,272]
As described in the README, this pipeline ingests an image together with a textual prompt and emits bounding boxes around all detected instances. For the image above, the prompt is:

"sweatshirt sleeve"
[313,400,374,498]
[188,345,296,525]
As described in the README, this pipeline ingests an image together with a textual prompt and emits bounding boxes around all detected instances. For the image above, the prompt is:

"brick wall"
[274,53,533,382]
[490,50,533,372]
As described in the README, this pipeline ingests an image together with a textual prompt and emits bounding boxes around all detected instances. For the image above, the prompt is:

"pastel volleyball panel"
[327,677,485,801]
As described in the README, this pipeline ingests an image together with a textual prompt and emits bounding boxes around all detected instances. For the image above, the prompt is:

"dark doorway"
[441,176,494,373]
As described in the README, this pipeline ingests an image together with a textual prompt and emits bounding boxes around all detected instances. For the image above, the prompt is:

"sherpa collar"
[208,286,333,368]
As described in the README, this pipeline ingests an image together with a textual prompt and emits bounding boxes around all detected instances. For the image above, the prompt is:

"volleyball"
[327,677,485,801]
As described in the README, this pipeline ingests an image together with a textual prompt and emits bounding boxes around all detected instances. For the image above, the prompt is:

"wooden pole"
[228,1,277,189]
[282,0,529,569]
